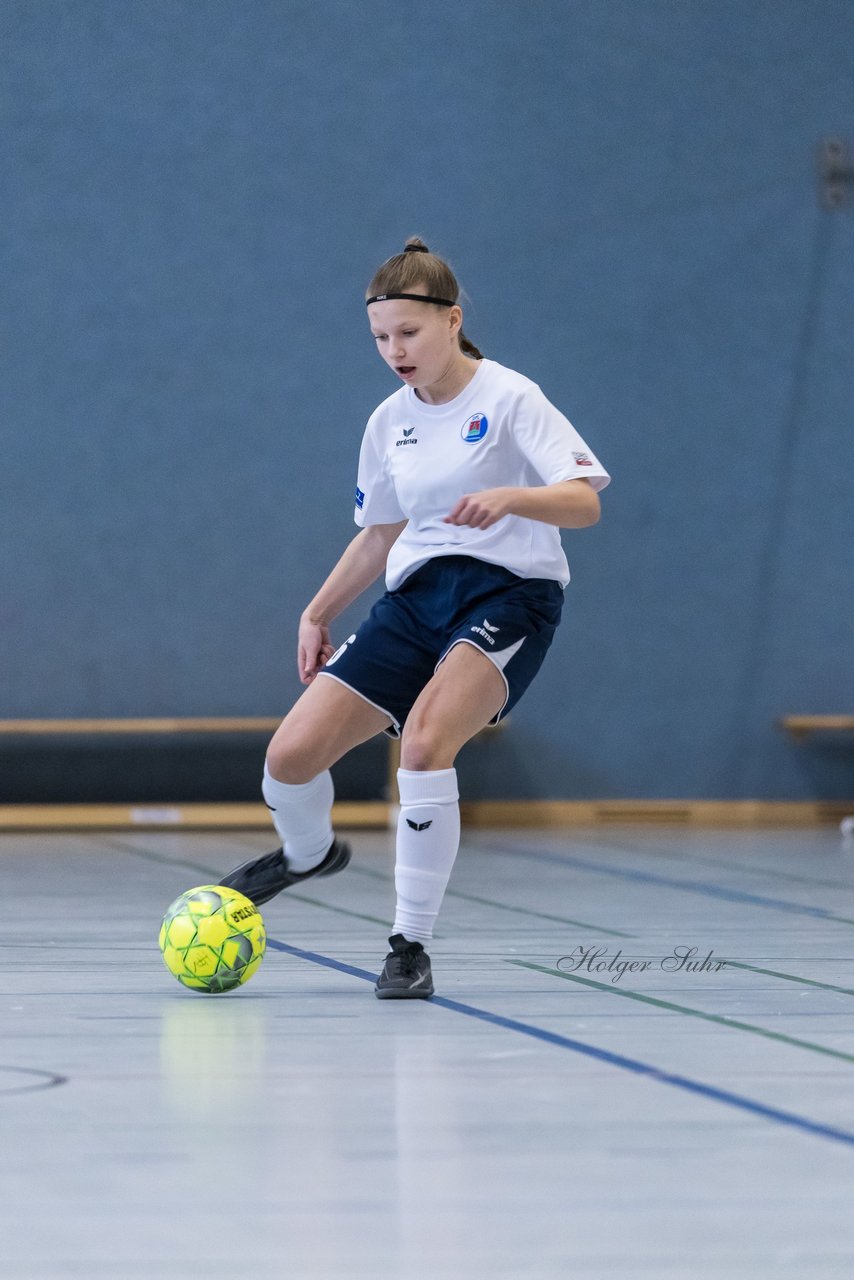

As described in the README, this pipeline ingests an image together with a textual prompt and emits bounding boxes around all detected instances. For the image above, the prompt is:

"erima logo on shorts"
[355,486,365,509]
[470,618,499,645]
[461,413,488,443]
[396,427,417,446]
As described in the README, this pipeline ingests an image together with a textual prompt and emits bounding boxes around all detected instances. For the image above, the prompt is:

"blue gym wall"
[4,0,853,802]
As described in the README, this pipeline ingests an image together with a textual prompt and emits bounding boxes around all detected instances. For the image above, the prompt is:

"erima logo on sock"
[406,819,433,831]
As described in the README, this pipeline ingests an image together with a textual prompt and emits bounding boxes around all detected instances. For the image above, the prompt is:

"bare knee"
[266,732,324,785]
[399,722,456,773]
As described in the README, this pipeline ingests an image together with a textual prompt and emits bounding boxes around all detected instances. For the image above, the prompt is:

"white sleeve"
[513,386,611,492]
[353,418,406,527]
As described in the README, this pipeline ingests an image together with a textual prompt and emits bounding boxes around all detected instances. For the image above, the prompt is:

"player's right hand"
[298,616,336,685]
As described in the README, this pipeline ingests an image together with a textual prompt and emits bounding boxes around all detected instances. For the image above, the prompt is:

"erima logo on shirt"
[396,427,417,447]
[470,618,500,645]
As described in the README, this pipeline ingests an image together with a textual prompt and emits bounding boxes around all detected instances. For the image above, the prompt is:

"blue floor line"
[267,938,854,1151]
[498,846,854,924]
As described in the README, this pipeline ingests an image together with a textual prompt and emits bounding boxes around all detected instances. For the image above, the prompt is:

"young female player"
[222,238,610,998]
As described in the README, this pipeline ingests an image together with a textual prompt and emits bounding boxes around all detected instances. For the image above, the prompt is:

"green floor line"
[349,862,631,937]
[488,841,854,930]
[103,837,223,880]
[725,960,854,998]
[509,960,854,1066]
[286,892,390,929]
[583,835,854,895]
[445,887,632,937]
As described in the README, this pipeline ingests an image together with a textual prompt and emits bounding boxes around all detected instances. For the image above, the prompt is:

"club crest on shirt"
[461,413,488,444]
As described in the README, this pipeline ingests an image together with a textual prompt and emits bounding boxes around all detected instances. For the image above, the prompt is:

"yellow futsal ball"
[159,885,266,994]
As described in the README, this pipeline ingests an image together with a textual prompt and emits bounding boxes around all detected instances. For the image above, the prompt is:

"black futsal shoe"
[375,934,434,1000]
[219,839,351,907]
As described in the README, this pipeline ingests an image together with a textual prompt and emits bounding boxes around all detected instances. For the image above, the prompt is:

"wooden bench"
[2,718,851,831]
[780,716,854,831]
[779,715,854,741]
[0,717,389,830]
[0,716,506,829]
[0,718,283,736]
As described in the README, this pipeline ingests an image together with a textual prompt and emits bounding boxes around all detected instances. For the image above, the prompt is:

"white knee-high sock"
[261,762,334,872]
[393,767,460,944]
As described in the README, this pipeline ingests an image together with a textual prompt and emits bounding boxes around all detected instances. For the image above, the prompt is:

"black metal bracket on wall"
[818,137,853,209]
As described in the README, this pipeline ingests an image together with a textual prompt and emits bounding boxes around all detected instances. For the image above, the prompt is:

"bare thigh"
[267,674,392,783]
[399,642,506,772]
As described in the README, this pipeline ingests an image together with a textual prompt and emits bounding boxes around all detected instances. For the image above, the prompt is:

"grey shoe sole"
[375,976,434,1000]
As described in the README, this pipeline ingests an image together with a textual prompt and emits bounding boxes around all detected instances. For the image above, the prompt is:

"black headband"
[366,292,455,307]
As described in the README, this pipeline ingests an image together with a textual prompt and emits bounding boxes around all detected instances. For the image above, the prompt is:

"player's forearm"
[505,480,601,528]
[303,524,404,625]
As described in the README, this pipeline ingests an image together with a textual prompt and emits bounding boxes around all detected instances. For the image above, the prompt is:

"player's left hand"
[444,487,515,530]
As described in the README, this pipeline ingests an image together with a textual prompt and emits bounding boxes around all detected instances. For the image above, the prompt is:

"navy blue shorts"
[317,555,564,737]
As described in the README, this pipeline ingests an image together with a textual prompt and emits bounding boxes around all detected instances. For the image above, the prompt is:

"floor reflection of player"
[222,238,610,999]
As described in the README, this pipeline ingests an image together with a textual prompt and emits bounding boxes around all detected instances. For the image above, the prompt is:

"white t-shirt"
[354,358,610,591]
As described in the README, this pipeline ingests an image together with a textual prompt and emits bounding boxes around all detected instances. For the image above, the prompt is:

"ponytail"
[460,332,483,361]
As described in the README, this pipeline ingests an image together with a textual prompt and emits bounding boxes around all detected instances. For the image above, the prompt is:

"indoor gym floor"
[3,823,854,1279]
